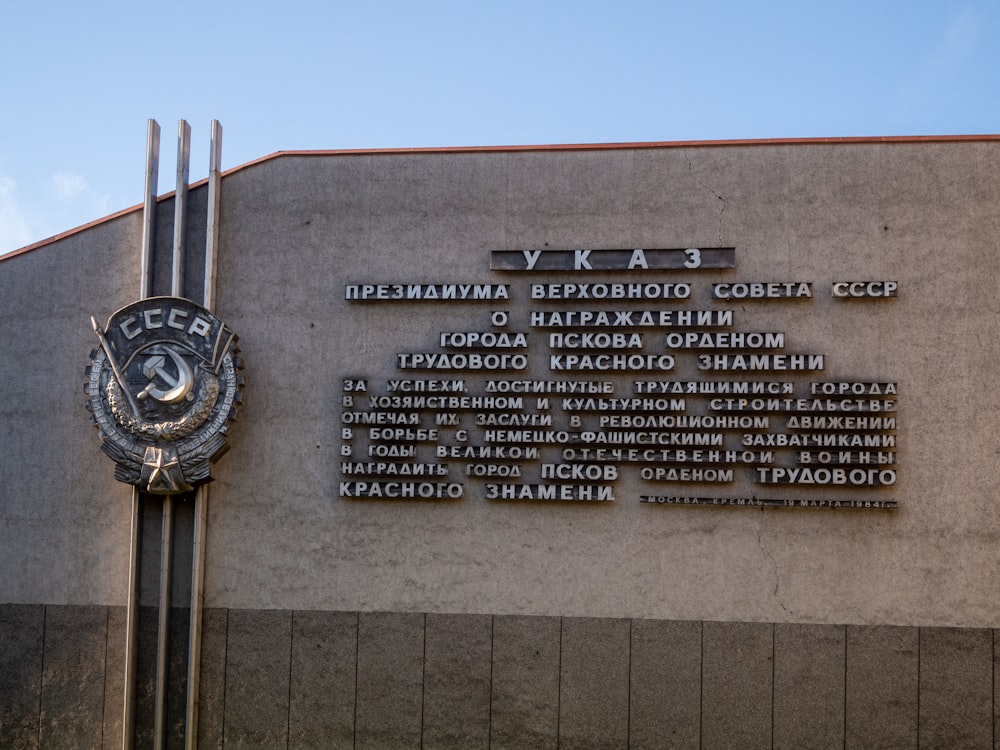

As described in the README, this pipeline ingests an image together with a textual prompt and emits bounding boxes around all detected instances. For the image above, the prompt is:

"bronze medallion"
[86,296,243,493]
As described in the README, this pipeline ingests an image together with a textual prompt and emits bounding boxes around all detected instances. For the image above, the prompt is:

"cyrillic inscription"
[832,281,898,298]
[346,284,509,300]
[491,248,735,271]
[342,256,898,506]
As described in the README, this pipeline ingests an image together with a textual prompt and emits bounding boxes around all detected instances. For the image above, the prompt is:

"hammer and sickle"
[136,347,194,404]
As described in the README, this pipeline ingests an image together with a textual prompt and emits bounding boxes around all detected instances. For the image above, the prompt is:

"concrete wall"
[207,140,998,626]
[2,138,1000,743]
[2,140,1000,626]
[2,603,997,749]
[0,210,138,607]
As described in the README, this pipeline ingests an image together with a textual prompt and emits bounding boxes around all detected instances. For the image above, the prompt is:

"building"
[1,132,999,748]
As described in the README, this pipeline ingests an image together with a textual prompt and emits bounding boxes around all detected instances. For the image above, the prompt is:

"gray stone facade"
[2,604,998,749]
[2,136,1000,745]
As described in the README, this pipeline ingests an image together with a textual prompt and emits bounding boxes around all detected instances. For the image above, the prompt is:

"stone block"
[132,604,159,747]
[165,607,191,749]
[995,629,1000,750]
[223,608,292,747]
[196,608,228,749]
[918,627,992,749]
[845,625,918,749]
[628,618,701,750]
[38,605,109,748]
[355,611,424,750]
[558,617,630,750]
[773,623,845,750]
[0,604,44,750]
[422,613,492,750]
[490,615,561,750]
[102,605,126,750]
[701,620,773,750]
[288,610,358,749]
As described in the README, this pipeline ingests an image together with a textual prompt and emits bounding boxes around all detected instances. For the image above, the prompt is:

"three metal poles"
[122,118,223,750]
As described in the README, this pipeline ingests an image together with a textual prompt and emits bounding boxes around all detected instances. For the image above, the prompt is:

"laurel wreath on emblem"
[86,297,243,493]
[106,367,219,440]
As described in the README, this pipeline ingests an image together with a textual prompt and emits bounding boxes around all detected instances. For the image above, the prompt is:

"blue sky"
[1,0,997,256]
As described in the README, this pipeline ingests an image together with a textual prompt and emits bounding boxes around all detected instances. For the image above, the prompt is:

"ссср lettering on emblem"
[85,296,243,493]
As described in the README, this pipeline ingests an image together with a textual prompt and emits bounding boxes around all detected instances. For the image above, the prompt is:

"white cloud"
[53,170,89,200]
[52,169,111,222]
[0,176,35,255]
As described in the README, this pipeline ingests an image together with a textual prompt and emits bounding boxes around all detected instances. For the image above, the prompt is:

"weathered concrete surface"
[208,141,1000,627]
[2,139,1000,630]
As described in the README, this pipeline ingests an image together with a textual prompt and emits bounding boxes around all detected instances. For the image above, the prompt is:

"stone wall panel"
[701,621,773,750]
[490,615,561,750]
[628,618,701,750]
[222,609,292,747]
[288,610,358,750]
[422,613,492,750]
[355,611,425,750]
[845,625,918,749]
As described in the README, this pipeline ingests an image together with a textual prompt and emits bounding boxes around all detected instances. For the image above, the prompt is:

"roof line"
[4,134,998,260]
[235,133,1000,169]
[0,183,208,261]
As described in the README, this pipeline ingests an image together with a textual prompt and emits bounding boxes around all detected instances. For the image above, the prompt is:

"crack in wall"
[687,161,727,244]
[715,190,726,245]
[756,510,791,616]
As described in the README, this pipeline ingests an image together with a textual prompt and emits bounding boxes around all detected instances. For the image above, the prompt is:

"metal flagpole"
[185,119,223,750]
[122,488,141,750]
[153,119,192,750]
[98,117,237,749]
[153,494,173,750]
[203,120,223,312]
[185,485,208,750]
[139,121,160,301]
[172,120,191,301]
[123,118,160,750]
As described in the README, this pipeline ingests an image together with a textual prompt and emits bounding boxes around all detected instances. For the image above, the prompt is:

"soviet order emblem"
[86,297,243,493]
